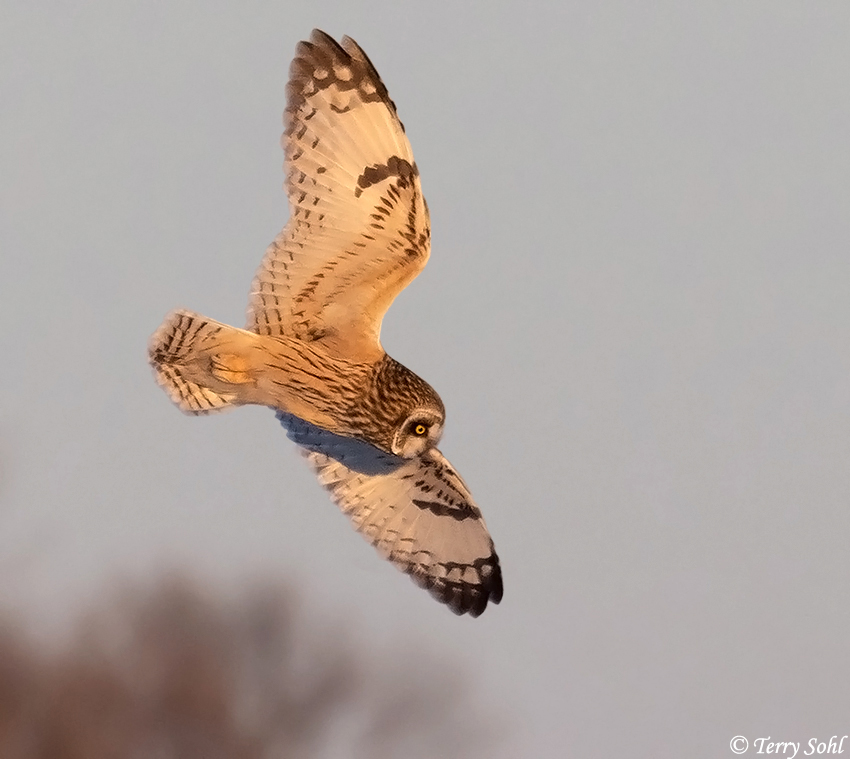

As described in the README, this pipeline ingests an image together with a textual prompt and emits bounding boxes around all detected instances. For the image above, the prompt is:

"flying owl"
[148,30,503,617]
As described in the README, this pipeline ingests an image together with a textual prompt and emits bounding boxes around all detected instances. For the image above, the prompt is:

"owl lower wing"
[248,31,430,361]
[279,413,502,617]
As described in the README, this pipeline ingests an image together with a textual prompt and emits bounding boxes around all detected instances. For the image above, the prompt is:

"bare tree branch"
[0,578,498,759]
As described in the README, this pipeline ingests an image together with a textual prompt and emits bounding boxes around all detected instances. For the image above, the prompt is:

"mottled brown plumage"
[148,30,502,616]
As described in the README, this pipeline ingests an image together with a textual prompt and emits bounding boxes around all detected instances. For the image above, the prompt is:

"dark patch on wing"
[411,498,481,521]
[354,156,418,198]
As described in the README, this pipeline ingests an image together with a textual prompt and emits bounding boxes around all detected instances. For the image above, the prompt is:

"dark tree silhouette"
[0,579,497,759]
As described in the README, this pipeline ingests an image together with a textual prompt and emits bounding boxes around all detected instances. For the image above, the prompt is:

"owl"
[149,30,502,617]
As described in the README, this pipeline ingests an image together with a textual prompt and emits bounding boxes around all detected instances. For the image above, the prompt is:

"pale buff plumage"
[148,30,502,616]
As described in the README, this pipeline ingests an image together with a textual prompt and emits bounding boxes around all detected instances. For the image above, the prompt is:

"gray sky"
[3,2,850,756]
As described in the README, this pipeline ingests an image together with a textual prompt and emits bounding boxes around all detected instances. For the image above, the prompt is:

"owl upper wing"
[247,30,430,361]
[279,413,503,617]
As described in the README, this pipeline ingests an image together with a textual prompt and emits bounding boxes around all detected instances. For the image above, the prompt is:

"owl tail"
[148,309,258,414]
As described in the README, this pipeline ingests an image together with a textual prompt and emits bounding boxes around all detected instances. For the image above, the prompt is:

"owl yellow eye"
[413,423,427,436]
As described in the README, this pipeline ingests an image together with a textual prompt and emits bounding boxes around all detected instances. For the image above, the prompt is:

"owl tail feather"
[148,309,256,415]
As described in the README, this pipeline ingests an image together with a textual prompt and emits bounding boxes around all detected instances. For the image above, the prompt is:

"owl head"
[368,356,444,457]
[392,408,444,457]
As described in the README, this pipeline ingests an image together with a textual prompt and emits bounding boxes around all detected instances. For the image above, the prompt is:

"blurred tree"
[0,579,496,759]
